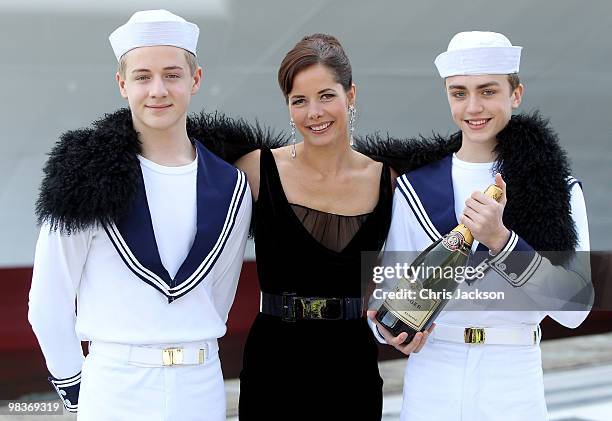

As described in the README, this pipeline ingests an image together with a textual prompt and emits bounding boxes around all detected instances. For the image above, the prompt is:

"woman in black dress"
[235,34,429,420]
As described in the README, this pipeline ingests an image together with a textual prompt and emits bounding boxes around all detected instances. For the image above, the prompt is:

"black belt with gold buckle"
[261,292,363,322]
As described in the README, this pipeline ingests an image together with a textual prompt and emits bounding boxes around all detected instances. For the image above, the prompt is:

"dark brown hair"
[278,33,352,102]
[508,73,520,91]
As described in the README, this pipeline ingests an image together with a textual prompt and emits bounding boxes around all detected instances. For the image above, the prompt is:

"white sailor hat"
[109,9,199,61]
[434,31,522,78]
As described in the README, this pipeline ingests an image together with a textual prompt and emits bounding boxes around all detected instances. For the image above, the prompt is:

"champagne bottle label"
[376,184,503,337]
[382,277,440,331]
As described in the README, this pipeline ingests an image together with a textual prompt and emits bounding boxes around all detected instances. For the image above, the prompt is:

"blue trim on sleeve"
[488,232,541,287]
[49,371,81,413]
[567,176,582,190]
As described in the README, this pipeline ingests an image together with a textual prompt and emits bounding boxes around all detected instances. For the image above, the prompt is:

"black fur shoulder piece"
[355,131,461,175]
[494,112,577,253]
[36,108,288,233]
[187,111,288,163]
[356,112,578,253]
[36,108,141,234]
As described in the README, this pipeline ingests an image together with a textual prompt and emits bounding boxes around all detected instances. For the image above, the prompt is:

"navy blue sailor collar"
[104,140,247,302]
[397,154,491,263]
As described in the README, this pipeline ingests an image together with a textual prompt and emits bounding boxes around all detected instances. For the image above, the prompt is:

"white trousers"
[78,342,226,421]
[400,336,548,421]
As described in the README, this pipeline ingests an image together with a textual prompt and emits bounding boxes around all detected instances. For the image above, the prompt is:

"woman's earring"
[348,105,356,147]
[290,118,297,159]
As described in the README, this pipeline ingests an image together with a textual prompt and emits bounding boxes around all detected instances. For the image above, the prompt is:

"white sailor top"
[28,142,251,411]
[374,153,591,342]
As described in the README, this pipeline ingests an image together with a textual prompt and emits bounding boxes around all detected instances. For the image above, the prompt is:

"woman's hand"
[367,310,434,355]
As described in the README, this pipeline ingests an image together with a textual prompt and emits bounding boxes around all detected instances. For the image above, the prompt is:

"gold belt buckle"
[464,327,486,344]
[162,347,184,366]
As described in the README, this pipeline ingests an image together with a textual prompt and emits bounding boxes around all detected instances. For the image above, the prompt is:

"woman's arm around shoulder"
[235,149,261,202]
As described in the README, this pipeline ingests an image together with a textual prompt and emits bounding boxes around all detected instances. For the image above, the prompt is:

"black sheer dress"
[238,148,392,420]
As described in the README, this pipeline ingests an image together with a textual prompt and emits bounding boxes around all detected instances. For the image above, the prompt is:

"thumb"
[495,173,507,205]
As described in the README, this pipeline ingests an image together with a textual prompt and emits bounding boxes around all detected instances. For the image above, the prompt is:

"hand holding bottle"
[460,173,510,255]
[368,310,435,355]
[373,184,503,344]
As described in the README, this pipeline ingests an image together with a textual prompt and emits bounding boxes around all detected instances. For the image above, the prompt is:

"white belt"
[431,323,541,346]
[89,340,219,367]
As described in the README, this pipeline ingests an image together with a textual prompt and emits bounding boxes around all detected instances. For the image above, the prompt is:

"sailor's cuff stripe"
[397,176,442,243]
[49,371,81,386]
[104,169,248,301]
[567,176,581,189]
[62,402,78,413]
[49,372,81,413]
[488,232,541,287]
[488,231,518,264]
[498,252,542,287]
[510,252,542,287]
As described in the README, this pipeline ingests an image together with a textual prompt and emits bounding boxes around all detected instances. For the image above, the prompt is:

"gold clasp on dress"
[464,328,486,344]
[162,347,184,366]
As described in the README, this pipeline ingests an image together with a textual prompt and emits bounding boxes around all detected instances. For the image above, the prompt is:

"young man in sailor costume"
[369,31,593,420]
[28,10,251,420]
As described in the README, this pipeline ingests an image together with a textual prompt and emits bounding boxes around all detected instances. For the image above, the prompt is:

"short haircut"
[507,73,520,91]
[278,33,352,102]
[117,50,198,79]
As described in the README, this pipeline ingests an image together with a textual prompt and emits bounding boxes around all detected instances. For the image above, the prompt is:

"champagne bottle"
[375,184,503,342]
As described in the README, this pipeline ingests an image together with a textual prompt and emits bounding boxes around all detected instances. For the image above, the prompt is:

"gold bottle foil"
[483,184,503,202]
[450,224,474,247]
